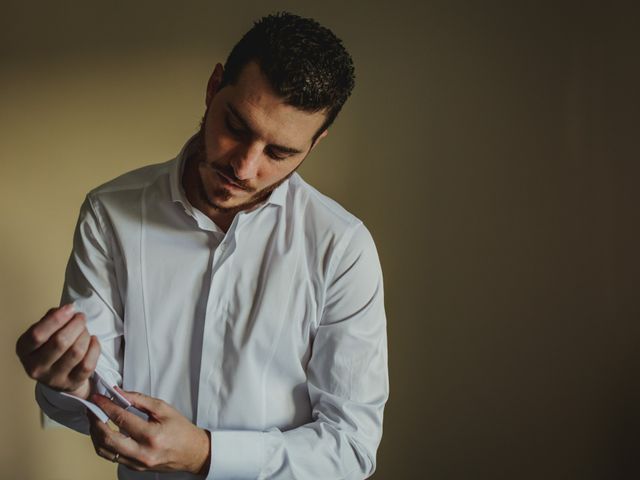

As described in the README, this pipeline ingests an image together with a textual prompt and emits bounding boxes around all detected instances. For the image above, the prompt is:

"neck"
[182,153,236,233]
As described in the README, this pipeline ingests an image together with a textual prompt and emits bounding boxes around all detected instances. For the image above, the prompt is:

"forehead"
[219,62,327,148]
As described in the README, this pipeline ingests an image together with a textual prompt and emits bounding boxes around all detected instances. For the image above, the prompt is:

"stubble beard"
[190,120,298,215]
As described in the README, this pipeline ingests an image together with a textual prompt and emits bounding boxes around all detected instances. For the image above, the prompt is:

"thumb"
[115,387,167,418]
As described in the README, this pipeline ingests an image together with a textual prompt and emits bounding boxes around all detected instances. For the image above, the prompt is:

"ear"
[206,63,225,107]
[310,129,329,151]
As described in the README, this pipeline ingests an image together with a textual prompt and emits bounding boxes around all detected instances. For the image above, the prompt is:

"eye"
[224,116,245,138]
[265,147,287,161]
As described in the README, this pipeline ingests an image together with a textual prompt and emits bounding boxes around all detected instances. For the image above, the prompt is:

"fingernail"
[63,303,76,314]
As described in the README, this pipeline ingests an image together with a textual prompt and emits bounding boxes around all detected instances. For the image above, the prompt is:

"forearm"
[208,416,381,480]
[38,195,126,434]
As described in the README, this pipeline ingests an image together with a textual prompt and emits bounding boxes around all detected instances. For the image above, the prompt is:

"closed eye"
[224,105,301,161]
[265,147,288,161]
[224,116,247,138]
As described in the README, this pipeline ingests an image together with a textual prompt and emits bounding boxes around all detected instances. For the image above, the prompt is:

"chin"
[205,189,250,212]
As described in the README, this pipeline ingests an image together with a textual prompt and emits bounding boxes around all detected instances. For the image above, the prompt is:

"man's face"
[189,61,328,214]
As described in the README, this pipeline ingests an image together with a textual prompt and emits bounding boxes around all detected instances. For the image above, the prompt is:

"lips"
[216,170,245,190]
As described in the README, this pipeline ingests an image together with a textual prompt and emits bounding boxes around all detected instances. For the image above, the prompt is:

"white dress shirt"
[36,136,389,480]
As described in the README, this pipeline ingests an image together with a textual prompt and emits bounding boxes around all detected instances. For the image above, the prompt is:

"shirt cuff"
[208,430,266,480]
[36,382,88,413]
[35,382,92,435]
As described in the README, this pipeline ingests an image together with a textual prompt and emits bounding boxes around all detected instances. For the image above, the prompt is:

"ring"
[112,452,120,463]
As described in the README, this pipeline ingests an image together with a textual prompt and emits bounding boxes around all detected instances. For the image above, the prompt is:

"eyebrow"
[226,102,305,155]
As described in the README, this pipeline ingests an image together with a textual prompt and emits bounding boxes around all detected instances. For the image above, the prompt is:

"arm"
[85,222,388,478]
[17,303,101,434]
[36,195,213,474]
[211,223,389,479]
[35,195,126,434]
[76,221,387,477]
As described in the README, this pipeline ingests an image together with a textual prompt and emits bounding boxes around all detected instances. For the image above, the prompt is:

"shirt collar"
[168,134,289,210]
[168,134,195,208]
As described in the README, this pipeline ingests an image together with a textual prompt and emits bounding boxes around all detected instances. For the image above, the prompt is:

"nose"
[231,142,262,180]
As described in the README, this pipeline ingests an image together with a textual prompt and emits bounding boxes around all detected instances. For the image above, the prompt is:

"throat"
[182,153,237,232]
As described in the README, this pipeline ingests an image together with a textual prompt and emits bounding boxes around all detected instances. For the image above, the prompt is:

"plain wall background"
[1,1,638,478]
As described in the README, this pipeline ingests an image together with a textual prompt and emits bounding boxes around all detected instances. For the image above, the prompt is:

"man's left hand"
[88,389,210,475]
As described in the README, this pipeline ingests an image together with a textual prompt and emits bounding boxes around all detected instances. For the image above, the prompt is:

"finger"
[49,329,90,378]
[28,313,87,373]
[92,394,152,442]
[108,453,148,472]
[68,335,101,383]
[94,445,118,463]
[87,409,101,428]
[116,390,166,418]
[89,417,147,470]
[16,303,76,355]
[89,412,143,462]
[94,445,148,471]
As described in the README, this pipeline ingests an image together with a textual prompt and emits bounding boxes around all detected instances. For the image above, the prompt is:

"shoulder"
[83,158,175,214]
[286,173,378,270]
[76,158,176,235]
[287,173,362,233]
[88,159,174,199]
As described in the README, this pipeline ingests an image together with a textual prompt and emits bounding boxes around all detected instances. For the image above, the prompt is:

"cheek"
[262,162,296,185]
[215,137,237,156]
[205,128,236,160]
[204,110,235,158]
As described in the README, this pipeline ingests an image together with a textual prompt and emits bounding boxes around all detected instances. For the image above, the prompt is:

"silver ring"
[112,452,120,463]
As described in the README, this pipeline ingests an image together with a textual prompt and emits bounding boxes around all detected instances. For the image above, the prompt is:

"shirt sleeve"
[35,194,125,434]
[208,223,389,480]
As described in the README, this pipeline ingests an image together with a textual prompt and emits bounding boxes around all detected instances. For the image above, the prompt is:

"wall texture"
[1,1,638,479]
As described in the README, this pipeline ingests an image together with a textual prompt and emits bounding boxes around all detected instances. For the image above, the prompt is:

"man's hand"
[16,304,101,399]
[88,389,211,475]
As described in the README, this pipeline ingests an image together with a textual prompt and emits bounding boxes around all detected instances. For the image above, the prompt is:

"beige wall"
[2,1,638,478]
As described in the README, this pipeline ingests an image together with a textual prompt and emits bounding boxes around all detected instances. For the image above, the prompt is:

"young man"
[16,12,388,479]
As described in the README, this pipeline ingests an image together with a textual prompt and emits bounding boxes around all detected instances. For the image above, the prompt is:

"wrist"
[195,428,211,476]
[67,379,92,400]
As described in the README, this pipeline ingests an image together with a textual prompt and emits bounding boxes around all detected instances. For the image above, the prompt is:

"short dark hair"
[220,12,356,143]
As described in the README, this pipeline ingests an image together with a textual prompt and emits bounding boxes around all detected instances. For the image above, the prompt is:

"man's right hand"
[16,303,101,400]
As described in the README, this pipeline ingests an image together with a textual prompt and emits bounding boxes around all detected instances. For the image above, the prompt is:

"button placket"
[194,210,253,427]
[196,231,235,427]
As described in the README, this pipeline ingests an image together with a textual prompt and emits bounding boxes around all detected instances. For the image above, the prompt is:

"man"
[16,12,388,479]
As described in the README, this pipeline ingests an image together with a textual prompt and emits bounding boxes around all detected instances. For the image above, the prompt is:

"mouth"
[215,170,246,191]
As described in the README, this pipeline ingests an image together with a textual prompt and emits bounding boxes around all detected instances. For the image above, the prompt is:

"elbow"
[347,437,378,479]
